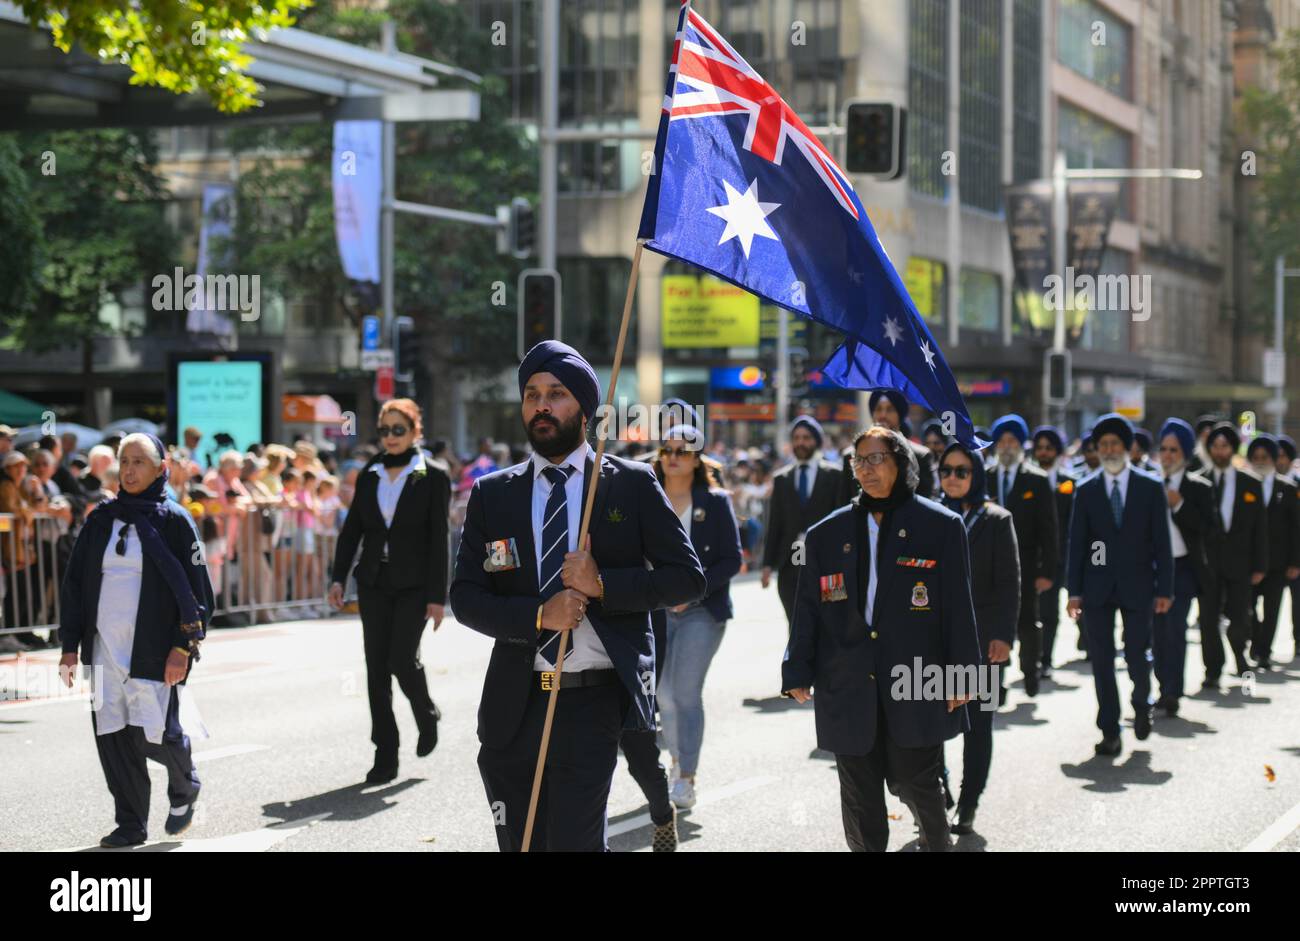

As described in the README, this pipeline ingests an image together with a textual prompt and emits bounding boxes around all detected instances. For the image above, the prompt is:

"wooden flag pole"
[521,239,646,852]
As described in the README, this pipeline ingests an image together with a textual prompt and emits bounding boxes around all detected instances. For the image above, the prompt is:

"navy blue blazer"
[682,483,743,623]
[450,451,706,748]
[781,494,982,755]
[1066,465,1174,609]
[59,501,215,683]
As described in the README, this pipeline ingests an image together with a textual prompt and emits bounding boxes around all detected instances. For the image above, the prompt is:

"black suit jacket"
[839,440,936,504]
[781,495,981,755]
[987,462,1058,584]
[965,503,1020,648]
[1170,470,1214,591]
[685,483,743,622]
[761,458,842,572]
[1044,466,1076,582]
[1262,474,1300,574]
[450,452,705,748]
[1066,467,1174,609]
[1204,466,1269,580]
[330,456,451,604]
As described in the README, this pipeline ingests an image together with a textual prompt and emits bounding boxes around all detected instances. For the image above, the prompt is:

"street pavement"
[2,575,1298,852]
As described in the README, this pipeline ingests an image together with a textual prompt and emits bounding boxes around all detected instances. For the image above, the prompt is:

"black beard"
[527,412,584,458]
[792,444,815,462]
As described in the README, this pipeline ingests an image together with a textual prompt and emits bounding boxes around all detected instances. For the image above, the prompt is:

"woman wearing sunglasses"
[328,398,451,784]
[58,433,215,847]
[652,424,742,810]
[937,440,1020,837]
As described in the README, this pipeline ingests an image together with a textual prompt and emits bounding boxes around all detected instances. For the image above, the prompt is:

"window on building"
[904,257,948,328]
[959,0,1003,213]
[908,0,950,199]
[1012,0,1042,182]
[1057,0,1132,99]
[1058,103,1133,220]
[556,255,636,356]
[1081,248,1132,353]
[959,268,1001,332]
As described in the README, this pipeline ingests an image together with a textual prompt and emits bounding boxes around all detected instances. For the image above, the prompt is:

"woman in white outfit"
[59,433,215,848]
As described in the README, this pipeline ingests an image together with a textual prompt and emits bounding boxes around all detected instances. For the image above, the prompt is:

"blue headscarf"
[938,441,987,513]
[1158,418,1195,464]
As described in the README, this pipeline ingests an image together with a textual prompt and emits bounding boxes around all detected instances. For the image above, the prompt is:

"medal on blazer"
[820,573,848,602]
[484,538,522,573]
[910,581,931,610]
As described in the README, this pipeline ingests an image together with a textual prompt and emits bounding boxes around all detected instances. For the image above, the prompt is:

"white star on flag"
[919,340,937,370]
[706,178,781,258]
[883,316,904,347]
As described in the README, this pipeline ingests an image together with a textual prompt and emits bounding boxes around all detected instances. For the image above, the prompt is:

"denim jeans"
[658,604,725,776]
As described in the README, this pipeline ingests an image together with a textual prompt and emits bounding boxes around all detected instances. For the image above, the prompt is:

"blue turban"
[1092,412,1134,450]
[991,414,1029,446]
[1158,418,1195,463]
[1279,435,1297,461]
[1133,428,1153,453]
[1031,425,1064,454]
[789,415,824,447]
[1247,433,1279,462]
[518,340,601,420]
[868,389,909,423]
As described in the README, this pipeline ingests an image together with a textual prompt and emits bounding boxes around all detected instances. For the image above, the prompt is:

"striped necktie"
[537,464,573,666]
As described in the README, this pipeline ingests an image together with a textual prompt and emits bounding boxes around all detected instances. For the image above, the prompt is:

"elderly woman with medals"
[59,433,214,848]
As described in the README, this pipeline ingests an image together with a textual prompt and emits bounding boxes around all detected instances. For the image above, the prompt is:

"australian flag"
[639,1,983,447]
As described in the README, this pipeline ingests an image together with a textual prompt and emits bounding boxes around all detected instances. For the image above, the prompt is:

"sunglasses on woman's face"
[659,446,692,459]
[116,522,131,555]
[377,425,409,438]
[939,465,972,479]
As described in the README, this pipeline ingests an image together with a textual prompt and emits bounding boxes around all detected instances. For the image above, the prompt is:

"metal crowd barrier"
[0,512,63,636]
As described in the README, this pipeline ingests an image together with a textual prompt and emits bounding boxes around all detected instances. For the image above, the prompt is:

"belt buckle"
[539,671,556,691]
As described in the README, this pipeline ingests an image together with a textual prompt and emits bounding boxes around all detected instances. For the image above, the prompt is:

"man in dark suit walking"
[1031,425,1077,675]
[987,414,1057,697]
[1067,414,1173,756]
[782,426,980,852]
[1245,434,1300,671]
[1200,422,1268,686]
[761,416,842,633]
[838,389,936,503]
[1153,418,1214,717]
[450,341,705,852]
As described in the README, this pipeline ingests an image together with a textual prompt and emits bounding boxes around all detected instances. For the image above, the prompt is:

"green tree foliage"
[17,0,311,112]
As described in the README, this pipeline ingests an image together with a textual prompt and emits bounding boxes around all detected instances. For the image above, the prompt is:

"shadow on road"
[261,778,424,824]
[992,701,1048,728]
[742,695,809,713]
[1060,749,1172,792]
[607,804,704,851]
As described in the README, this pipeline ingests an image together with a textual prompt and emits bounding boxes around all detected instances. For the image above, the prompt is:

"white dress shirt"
[1165,469,1188,559]
[1262,471,1275,506]
[371,449,424,558]
[530,442,613,672]
[863,513,880,624]
[1211,465,1236,531]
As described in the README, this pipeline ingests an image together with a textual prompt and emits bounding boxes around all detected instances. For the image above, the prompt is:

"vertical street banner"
[1005,181,1054,334]
[187,182,237,340]
[332,120,382,286]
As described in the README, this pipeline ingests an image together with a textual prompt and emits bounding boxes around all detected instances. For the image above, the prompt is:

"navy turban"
[1279,435,1297,461]
[1206,421,1241,451]
[1031,424,1064,454]
[1133,428,1153,453]
[1091,413,1134,450]
[1158,418,1195,463]
[991,413,1029,446]
[1247,433,1279,462]
[790,415,824,448]
[518,340,601,420]
[868,389,909,423]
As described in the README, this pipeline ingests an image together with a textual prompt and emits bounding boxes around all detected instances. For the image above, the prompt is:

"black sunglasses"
[377,425,409,438]
[939,465,972,479]
[116,522,131,556]
[659,446,693,459]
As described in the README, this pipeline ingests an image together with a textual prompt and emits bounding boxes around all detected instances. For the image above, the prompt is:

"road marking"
[606,775,778,838]
[46,812,330,853]
[1242,798,1300,852]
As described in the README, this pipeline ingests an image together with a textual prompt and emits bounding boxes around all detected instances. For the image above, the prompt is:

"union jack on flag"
[639,1,983,448]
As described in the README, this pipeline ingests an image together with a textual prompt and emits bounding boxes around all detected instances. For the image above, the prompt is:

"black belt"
[534,668,619,692]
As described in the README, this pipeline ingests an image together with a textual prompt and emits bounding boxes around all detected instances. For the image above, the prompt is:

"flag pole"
[521,239,646,852]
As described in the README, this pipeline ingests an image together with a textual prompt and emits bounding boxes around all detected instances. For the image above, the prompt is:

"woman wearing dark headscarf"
[937,441,1020,835]
[58,433,214,848]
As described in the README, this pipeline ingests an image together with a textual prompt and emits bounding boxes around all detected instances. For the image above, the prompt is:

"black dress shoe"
[416,721,438,757]
[1134,707,1153,741]
[1201,675,1220,692]
[1024,670,1039,698]
[1255,656,1272,672]
[164,799,198,836]
[1094,736,1122,757]
[951,805,977,835]
[1160,698,1179,718]
[365,753,398,784]
[1039,665,1053,680]
[99,828,146,849]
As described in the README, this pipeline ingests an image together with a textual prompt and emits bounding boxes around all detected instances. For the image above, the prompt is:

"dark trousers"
[1152,559,1197,703]
[1083,602,1152,739]
[1016,584,1042,676]
[1200,573,1251,679]
[1290,574,1300,647]
[1252,570,1288,662]
[1039,578,1063,668]
[619,728,673,825]
[477,680,625,852]
[92,686,200,839]
[777,564,799,633]
[835,696,950,852]
[357,563,439,758]
[956,664,1004,809]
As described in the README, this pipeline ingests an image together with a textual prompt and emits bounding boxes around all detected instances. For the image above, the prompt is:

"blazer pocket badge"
[606,507,626,523]
[820,573,848,603]
[483,538,521,573]
[910,581,931,610]
[896,556,936,569]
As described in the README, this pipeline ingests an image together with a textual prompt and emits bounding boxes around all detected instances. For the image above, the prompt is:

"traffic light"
[510,197,535,259]
[392,316,417,388]
[1044,349,1071,405]
[517,269,561,359]
[844,102,906,179]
